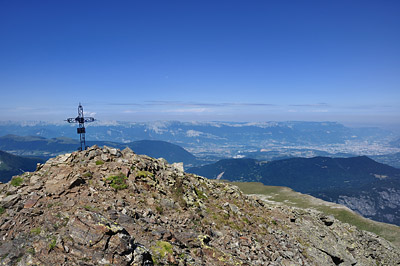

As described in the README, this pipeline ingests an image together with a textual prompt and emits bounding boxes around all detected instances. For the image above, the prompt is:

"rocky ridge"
[188,156,400,226]
[0,145,399,265]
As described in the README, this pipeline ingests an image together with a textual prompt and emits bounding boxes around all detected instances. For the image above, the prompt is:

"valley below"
[1,146,399,265]
[1,121,399,165]
[1,120,400,229]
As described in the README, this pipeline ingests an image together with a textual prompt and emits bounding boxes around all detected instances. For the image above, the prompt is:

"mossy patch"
[151,241,173,263]
[83,205,94,211]
[95,160,104,165]
[106,174,128,190]
[11,177,23,187]
[155,205,164,214]
[30,227,41,235]
[0,206,5,216]
[83,172,93,178]
[136,170,154,178]
[48,236,57,250]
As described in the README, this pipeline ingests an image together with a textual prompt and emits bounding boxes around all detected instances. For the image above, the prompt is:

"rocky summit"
[0,146,399,266]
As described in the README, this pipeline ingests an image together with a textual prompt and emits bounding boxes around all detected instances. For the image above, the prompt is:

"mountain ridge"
[0,121,396,158]
[1,146,399,265]
[188,156,400,225]
[0,134,198,168]
[188,156,400,190]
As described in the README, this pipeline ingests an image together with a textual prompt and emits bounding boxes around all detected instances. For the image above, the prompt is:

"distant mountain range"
[240,149,400,169]
[188,156,400,225]
[0,121,397,159]
[0,150,44,183]
[2,130,400,225]
[0,134,198,168]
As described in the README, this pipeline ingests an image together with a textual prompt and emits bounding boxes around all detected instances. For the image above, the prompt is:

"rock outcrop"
[335,186,400,224]
[0,145,399,265]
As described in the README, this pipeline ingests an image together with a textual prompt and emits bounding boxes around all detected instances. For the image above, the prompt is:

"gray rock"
[229,203,240,214]
[320,215,335,226]
[160,198,176,209]
[109,148,118,156]
[1,194,21,208]
[101,153,109,162]
[172,162,184,172]
[87,150,96,160]
[133,244,153,266]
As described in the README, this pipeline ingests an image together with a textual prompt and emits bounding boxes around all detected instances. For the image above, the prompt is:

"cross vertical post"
[66,103,95,151]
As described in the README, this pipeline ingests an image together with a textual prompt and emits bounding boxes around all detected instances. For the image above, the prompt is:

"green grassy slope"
[0,150,44,183]
[230,181,400,247]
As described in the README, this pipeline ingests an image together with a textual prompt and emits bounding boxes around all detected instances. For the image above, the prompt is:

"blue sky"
[0,1,399,127]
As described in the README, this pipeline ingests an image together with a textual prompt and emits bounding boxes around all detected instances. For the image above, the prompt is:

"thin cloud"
[84,112,97,117]
[342,104,394,110]
[122,110,139,114]
[162,108,211,113]
[107,101,276,108]
[309,109,329,113]
[289,103,330,107]
[107,103,142,106]
[221,103,276,107]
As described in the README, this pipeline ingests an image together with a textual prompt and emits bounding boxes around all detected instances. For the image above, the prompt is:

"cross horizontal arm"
[66,118,78,123]
[84,117,95,123]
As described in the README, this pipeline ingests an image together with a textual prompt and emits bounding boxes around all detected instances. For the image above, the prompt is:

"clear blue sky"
[1,0,399,127]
